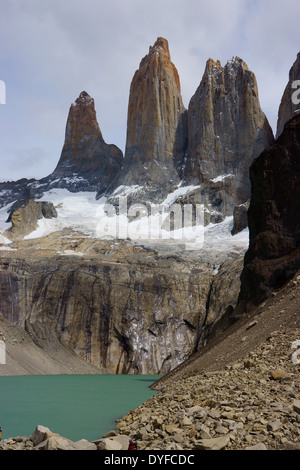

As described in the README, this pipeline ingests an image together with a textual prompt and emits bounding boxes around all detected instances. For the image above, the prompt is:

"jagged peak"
[205,56,249,76]
[226,56,249,70]
[139,37,171,68]
[149,37,170,55]
[205,58,222,71]
[71,91,94,108]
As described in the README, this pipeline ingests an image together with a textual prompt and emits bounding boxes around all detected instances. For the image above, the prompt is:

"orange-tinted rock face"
[52,91,123,192]
[276,52,300,138]
[107,37,187,202]
[64,91,104,146]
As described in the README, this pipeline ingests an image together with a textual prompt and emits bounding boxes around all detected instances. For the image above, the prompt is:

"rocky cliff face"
[181,57,274,223]
[0,232,243,374]
[276,52,300,138]
[238,113,300,307]
[5,199,57,240]
[103,37,187,204]
[50,91,123,193]
[0,37,282,376]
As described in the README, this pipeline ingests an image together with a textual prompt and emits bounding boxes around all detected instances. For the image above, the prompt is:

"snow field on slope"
[0,188,249,254]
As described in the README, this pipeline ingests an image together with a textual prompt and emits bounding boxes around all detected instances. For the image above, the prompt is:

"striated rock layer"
[0,232,243,374]
[103,37,187,204]
[238,113,300,307]
[276,52,300,138]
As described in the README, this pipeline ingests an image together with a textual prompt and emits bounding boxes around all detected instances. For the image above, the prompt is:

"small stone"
[172,434,184,443]
[293,400,300,415]
[267,420,282,432]
[270,369,290,381]
[215,424,228,434]
[246,321,258,331]
[165,424,179,435]
[246,443,268,450]
[182,416,193,426]
[244,359,255,369]
[72,439,97,450]
[195,435,230,451]
[208,409,221,419]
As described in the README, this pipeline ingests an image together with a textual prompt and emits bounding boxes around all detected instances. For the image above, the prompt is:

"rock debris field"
[114,329,300,451]
[1,328,299,451]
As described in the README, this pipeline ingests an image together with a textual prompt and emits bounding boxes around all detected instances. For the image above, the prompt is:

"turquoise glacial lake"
[0,374,161,442]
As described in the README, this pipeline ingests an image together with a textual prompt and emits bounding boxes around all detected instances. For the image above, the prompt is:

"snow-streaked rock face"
[1,38,278,375]
[181,57,274,223]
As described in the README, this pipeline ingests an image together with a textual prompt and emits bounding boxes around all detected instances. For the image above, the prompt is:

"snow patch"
[162,184,201,206]
[56,250,84,257]
[111,185,144,197]
[0,188,249,255]
[211,174,234,183]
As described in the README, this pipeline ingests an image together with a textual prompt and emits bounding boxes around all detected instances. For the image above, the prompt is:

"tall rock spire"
[183,57,274,206]
[105,37,187,203]
[276,52,300,138]
[52,91,123,192]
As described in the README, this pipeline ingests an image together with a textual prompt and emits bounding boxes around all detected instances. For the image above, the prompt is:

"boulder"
[97,437,123,451]
[194,435,230,450]
[5,199,57,240]
[29,425,53,446]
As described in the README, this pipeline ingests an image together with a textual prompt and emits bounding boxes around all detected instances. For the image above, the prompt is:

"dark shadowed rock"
[231,200,250,235]
[238,113,300,307]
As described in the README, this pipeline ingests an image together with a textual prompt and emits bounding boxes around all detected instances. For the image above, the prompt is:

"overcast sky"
[0,0,299,181]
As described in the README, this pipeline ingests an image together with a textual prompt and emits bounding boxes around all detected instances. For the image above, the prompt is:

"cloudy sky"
[0,0,299,181]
